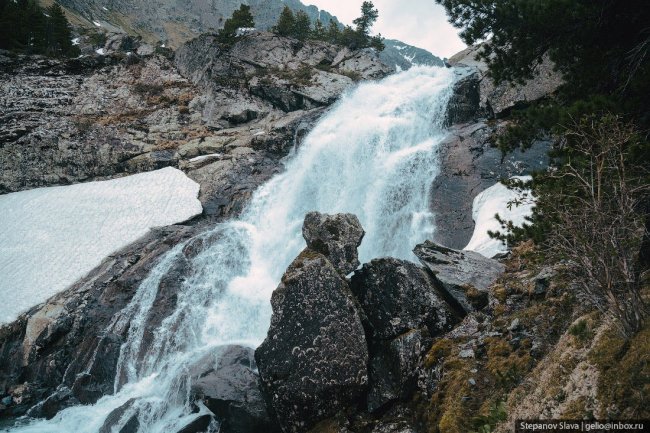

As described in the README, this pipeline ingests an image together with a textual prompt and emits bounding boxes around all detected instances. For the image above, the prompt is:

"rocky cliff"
[428,47,563,249]
[0,31,390,209]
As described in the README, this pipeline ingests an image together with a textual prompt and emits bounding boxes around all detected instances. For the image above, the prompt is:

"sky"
[304,0,467,58]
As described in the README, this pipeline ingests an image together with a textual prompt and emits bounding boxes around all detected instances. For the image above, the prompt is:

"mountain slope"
[51,0,442,71]
[54,0,340,48]
[380,39,445,71]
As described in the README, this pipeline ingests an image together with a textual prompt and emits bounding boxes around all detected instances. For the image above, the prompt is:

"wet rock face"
[446,69,483,125]
[434,43,558,250]
[350,258,457,340]
[255,250,369,433]
[302,212,365,275]
[414,241,505,314]
[98,399,140,433]
[190,346,279,433]
[429,121,550,249]
[0,225,197,420]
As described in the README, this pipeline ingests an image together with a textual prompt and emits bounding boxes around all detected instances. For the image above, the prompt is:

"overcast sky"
[304,0,467,58]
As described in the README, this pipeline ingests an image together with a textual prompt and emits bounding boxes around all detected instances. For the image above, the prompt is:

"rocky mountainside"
[427,49,563,249]
[57,0,339,47]
[52,0,437,72]
[379,39,444,72]
[0,31,390,207]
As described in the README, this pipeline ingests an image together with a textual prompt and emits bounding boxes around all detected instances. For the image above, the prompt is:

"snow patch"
[93,20,102,27]
[95,48,106,55]
[189,153,221,162]
[464,176,534,258]
[0,167,202,324]
[71,37,80,45]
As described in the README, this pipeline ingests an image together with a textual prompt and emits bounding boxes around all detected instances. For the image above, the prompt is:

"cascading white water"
[6,66,455,433]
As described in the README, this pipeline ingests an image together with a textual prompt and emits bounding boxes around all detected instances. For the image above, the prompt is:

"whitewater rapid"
[6,65,455,433]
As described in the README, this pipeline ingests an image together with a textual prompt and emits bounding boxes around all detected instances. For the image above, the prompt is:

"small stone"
[533,267,556,296]
[508,318,521,331]
[459,349,475,359]
[468,378,476,386]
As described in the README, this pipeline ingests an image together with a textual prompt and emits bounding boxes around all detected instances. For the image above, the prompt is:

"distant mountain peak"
[380,39,445,71]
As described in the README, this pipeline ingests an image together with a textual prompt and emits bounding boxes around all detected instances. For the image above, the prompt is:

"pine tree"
[0,0,78,56]
[218,4,255,43]
[274,6,295,37]
[326,20,341,44]
[340,25,363,50]
[46,3,76,57]
[370,34,384,51]
[353,1,379,37]
[348,2,385,51]
[292,10,311,41]
[23,0,47,54]
[0,0,18,50]
[311,19,326,40]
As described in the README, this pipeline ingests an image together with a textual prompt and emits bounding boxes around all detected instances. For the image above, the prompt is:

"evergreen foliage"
[311,19,326,41]
[353,1,379,38]
[271,1,384,51]
[45,3,76,57]
[0,0,79,57]
[274,6,295,37]
[292,11,311,42]
[437,0,650,334]
[326,20,341,44]
[217,4,255,44]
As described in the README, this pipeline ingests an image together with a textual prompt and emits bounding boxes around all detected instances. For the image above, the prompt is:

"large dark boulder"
[255,250,369,433]
[302,212,365,275]
[190,346,278,433]
[350,258,457,340]
[350,258,458,411]
[366,328,431,412]
[413,241,505,314]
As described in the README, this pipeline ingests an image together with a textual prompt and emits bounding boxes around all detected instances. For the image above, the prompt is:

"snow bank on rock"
[0,167,202,324]
[464,176,534,258]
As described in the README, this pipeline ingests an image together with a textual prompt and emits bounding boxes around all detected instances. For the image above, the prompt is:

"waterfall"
[6,66,455,433]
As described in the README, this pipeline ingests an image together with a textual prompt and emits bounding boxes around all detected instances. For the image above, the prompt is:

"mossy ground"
[410,241,644,433]
[588,319,650,418]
